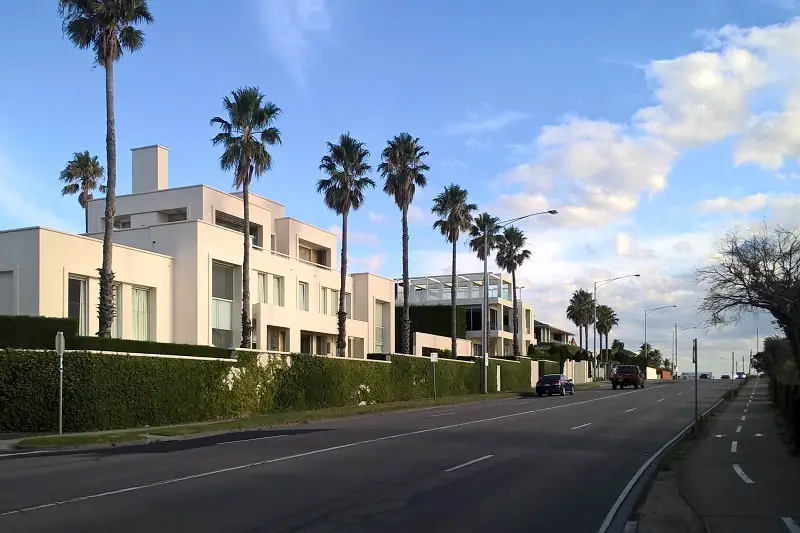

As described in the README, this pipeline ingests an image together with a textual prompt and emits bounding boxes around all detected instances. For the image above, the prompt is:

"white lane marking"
[733,464,754,484]
[430,412,455,418]
[597,396,727,533]
[736,425,742,433]
[217,434,286,446]
[731,441,738,453]
[677,392,683,395]
[0,388,643,517]
[444,454,493,472]
[742,416,747,421]
[782,517,800,533]
[657,398,665,402]
[744,409,748,413]
[624,408,637,413]
[571,423,592,430]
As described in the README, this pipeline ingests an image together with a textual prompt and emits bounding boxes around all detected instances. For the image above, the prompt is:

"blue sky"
[2,0,799,375]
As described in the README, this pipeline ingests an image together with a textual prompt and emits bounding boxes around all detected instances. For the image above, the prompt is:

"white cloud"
[694,193,771,213]
[441,110,527,137]
[367,211,387,223]
[328,224,379,245]
[615,232,656,259]
[408,204,434,225]
[258,0,331,85]
[352,253,388,273]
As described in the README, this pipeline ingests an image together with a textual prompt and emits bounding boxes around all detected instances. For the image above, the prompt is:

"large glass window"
[298,281,309,311]
[374,300,386,353]
[465,307,482,331]
[111,283,121,338]
[320,287,329,314]
[272,275,284,306]
[257,272,268,304]
[68,276,88,335]
[132,287,150,341]
[330,289,339,316]
[345,292,352,317]
[212,262,234,348]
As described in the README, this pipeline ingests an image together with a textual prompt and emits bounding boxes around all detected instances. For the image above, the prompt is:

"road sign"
[430,352,438,363]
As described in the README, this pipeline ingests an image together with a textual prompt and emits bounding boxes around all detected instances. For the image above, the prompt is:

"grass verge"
[18,433,146,448]
[16,392,516,447]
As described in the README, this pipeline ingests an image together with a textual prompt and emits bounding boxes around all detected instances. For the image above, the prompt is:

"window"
[111,284,121,338]
[525,309,531,334]
[272,275,284,306]
[299,246,312,262]
[257,272,268,304]
[300,334,312,354]
[212,262,234,348]
[0,271,14,315]
[347,336,354,358]
[67,276,88,335]
[113,216,131,229]
[315,249,326,265]
[131,287,150,341]
[472,343,483,356]
[489,308,498,330]
[345,292,352,317]
[465,307,482,331]
[320,287,329,314]
[270,234,276,251]
[298,281,309,311]
[330,289,339,315]
[374,300,386,353]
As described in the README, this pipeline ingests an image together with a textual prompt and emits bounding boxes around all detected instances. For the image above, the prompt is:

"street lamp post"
[592,274,640,377]
[674,324,698,376]
[481,209,558,393]
[644,305,677,368]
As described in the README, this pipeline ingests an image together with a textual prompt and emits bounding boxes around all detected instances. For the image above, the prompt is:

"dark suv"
[611,365,646,390]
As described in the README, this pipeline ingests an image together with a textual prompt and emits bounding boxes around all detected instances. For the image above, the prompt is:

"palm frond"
[316,133,374,215]
[431,184,476,244]
[379,132,430,211]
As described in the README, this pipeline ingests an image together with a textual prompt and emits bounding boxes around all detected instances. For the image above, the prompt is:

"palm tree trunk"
[98,61,116,338]
[401,206,411,355]
[450,238,457,357]
[82,188,89,234]
[240,177,251,349]
[511,269,519,356]
[337,211,349,357]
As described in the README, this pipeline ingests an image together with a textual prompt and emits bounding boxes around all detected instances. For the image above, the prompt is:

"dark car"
[611,365,646,390]
[721,374,731,379]
[535,374,575,396]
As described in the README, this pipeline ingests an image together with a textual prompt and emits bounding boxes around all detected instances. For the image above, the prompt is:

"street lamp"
[644,305,677,367]
[481,209,558,394]
[673,324,698,376]
[593,274,640,375]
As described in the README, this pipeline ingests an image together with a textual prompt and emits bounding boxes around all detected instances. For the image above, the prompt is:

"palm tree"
[59,151,106,233]
[59,0,154,337]
[595,304,618,366]
[469,212,502,353]
[378,133,429,355]
[495,226,531,356]
[317,133,375,357]
[566,289,593,357]
[211,87,282,349]
[432,184,477,357]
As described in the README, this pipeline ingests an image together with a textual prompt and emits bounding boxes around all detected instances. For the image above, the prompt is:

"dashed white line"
[733,464,754,484]
[217,434,286,446]
[0,387,644,517]
[430,412,455,418]
[571,423,592,430]
[677,392,683,396]
[741,416,747,421]
[736,425,742,433]
[624,408,637,413]
[782,517,800,533]
[744,409,748,413]
[657,398,665,402]
[731,441,738,453]
[444,454,493,472]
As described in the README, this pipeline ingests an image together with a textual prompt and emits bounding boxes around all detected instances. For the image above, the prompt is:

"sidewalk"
[677,379,800,533]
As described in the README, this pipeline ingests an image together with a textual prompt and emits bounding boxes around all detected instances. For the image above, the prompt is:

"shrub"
[538,359,560,376]
[0,316,77,349]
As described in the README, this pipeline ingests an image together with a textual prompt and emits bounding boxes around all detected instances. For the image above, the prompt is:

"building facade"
[395,272,536,356]
[0,144,395,357]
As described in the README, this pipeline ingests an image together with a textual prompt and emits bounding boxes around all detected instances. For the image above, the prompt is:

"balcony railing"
[396,287,512,305]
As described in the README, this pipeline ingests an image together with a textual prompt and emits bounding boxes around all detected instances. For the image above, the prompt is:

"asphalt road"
[0,380,732,533]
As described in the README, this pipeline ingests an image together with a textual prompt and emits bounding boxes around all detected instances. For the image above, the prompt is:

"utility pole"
[693,338,698,436]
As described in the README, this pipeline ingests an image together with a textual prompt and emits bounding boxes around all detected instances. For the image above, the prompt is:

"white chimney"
[131,145,169,193]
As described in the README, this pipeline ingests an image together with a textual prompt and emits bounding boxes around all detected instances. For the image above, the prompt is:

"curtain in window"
[111,284,121,338]
[132,288,150,341]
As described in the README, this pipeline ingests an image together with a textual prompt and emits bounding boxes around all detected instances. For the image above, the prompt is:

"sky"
[2,0,800,377]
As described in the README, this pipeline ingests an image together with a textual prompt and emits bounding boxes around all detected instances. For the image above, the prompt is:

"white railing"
[396,287,511,305]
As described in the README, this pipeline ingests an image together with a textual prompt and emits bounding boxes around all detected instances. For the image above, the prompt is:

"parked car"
[736,372,746,380]
[535,374,575,396]
[611,365,646,390]
[700,373,711,379]
[721,374,731,379]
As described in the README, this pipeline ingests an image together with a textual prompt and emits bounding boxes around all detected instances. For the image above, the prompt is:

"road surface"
[0,380,732,533]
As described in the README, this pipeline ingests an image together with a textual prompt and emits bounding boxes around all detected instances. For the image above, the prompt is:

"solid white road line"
[736,425,742,433]
[624,408,637,413]
[731,441,738,453]
[0,387,644,517]
[218,434,287,446]
[733,464,754,484]
[430,412,455,418]
[444,454,493,472]
[782,517,800,533]
[571,423,592,430]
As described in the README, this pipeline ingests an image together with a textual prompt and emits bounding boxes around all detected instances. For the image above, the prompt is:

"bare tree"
[696,225,800,370]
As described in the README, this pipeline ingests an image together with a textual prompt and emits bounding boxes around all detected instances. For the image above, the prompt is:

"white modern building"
[0,144,395,357]
[396,272,536,356]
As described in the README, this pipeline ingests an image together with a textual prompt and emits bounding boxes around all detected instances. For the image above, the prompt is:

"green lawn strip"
[18,432,146,448]
[149,393,517,437]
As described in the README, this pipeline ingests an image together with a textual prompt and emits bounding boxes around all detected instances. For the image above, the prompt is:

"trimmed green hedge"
[538,359,560,376]
[69,336,232,359]
[0,316,77,349]
[0,351,503,433]
[487,358,532,392]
